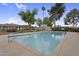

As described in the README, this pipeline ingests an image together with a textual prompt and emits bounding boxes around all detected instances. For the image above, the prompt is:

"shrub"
[52,27,79,32]
[18,29,28,33]
[52,27,61,31]
[6,29,17,32]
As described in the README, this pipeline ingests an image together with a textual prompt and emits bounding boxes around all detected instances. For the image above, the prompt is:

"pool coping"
[8,31,67,55]
[1,31,78,56]
[52,32,79,56]
[8,31,52,37]
[0,34,45,56]
[52,32,69,55]
[8,31,66,37]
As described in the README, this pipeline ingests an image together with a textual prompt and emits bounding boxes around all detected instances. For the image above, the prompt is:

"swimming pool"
[9,31,66,55]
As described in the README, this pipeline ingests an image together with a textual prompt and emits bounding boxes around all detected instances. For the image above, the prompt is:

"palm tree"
[42,6,46,19]
[18,8,38,30]
[36,18,42,27]
[48,3,65,27]
[43,17,52,27]
[64,8,79,27]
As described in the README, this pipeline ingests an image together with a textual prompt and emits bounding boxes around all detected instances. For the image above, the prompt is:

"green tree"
[64,8,79,27]
[42,6,46,19]
[18,8,38,27]
[36,18,42,27]
[43,17,52,27]
[48,3,65,27]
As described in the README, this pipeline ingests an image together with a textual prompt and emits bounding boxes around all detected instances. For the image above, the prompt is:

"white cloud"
[15,3,27,10]
[1,3,8,6]
[1,3,13,9]
[5,17,27,25]
[1,3,27,10]
[7,18,17,24]
[4,17,37,26]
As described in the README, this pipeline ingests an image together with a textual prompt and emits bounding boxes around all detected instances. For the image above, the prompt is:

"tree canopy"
[36,18,42,27]
[64,8,79,27]
[18,8,38,26]
[43,17,52,27]
[42,6,46,11]
[42,6,46,19]
[48,3,65,26]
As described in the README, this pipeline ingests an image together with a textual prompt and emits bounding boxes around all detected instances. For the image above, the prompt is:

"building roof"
[0,24,28,27]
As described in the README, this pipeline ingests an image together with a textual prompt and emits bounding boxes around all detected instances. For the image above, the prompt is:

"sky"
[0,3,79,26]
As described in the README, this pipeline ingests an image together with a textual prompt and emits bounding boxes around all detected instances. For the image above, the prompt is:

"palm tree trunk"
[28,24,32,31]
[73,24,74,27]
[72,23,76,27]
[43,11,44,19]
[74,23,77,27]
[53,21,56,27]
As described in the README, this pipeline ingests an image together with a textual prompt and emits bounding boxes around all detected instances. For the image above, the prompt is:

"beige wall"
[0,26,27,30]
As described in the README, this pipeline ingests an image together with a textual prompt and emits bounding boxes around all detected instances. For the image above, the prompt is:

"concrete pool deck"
[0,35,42,56]
[0,32,79,56]
[53,32,79,56]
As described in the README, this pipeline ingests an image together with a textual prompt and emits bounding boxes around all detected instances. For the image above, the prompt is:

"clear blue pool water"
[9,31,66,54]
